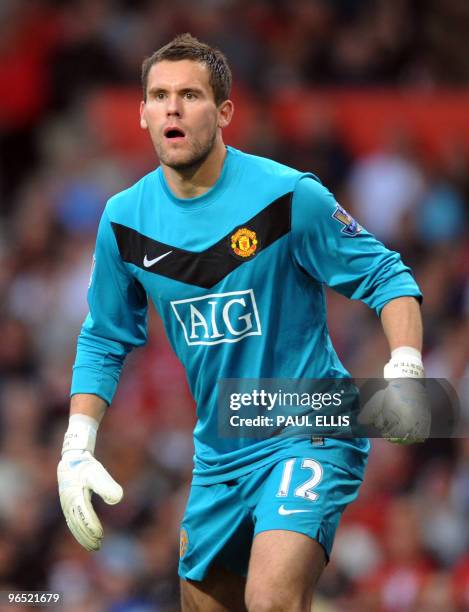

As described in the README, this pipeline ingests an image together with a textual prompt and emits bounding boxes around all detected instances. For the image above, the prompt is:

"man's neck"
[162,140,227,200]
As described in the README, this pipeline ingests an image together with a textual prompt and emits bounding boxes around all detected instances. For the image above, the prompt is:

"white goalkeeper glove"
[57,414,123,551]
[359,346,431,444]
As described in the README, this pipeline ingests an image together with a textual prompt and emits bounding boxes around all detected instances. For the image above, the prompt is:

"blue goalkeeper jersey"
[71,146,422,483]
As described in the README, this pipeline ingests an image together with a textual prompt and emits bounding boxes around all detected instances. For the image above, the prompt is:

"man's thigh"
[179,448,364,610]
[245,530,326,612]
[181,564,247,612]
[243,456,364,611]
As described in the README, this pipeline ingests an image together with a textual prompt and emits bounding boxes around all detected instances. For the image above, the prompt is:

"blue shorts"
[179,441,366,581]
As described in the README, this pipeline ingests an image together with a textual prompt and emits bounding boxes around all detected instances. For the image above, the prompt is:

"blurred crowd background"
[0,0,468,610]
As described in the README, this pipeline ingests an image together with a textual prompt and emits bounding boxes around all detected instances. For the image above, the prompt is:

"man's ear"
[218,99,234,129]
[140,101,148,129]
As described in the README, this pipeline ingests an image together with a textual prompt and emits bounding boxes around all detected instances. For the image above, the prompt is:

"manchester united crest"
[179,527,188,559]
[230,228,258,258]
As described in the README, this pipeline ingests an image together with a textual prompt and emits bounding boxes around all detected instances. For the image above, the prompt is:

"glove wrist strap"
[384,346,424,379]
[390,346,422,360]
[62,414,98,455]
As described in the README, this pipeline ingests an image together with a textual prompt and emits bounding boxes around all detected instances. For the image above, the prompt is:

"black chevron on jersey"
[111,192,292,288]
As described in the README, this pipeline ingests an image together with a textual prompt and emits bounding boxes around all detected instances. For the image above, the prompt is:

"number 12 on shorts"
[276,458,323,501]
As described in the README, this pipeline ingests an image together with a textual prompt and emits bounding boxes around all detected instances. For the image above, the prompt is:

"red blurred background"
[0,1,468,610]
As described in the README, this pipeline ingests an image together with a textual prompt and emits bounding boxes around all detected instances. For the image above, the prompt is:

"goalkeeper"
[58,34,427,612]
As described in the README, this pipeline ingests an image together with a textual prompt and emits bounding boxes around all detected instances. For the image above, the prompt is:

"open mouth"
[164,127,186,139]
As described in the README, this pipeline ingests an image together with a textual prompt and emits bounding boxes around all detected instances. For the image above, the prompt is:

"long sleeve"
[71,208,148,404]
[290,176,422,315]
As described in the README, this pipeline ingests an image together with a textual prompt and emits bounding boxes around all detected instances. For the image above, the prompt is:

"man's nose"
[166,95,182,116]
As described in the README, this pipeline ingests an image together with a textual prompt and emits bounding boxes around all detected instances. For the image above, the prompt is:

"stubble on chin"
[156,133,217,172]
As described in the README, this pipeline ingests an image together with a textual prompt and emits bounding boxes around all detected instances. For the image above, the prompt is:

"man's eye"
[184,92,196,99]
[156,92,166,100]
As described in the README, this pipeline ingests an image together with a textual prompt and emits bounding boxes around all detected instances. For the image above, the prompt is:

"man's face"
[140,59,222,170]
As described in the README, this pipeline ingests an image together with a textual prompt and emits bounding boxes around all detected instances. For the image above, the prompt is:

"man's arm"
[70,393,107,423]
[289,177,428,443]
[381,296,423,353]
[361,296,429,443]
[289,176,423,314]
[70,393,107,424]
[71,208,148,404]
[59,206,148,551]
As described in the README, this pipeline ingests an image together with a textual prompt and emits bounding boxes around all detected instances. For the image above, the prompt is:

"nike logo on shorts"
[278,504,314,516]
[143,251,173,267]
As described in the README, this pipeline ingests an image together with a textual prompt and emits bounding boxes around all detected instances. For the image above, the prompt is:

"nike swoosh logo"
[278,504,314,516]
[143,251,173,267]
